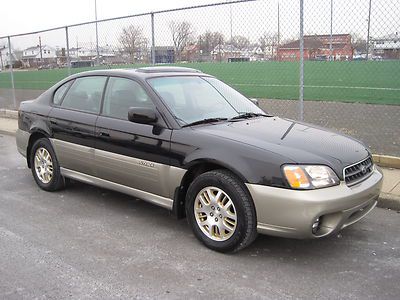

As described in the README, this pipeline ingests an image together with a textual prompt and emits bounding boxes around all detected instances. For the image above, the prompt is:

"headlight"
[283,165,339,189]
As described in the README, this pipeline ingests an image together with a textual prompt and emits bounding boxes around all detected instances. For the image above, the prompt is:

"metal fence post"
[7,36,17,109]
[299,0,304,121]
[151,13,155,65]
[65,26,71,75]
[95,0,100,66]
[329,0,333,61]
[366,0,372,60]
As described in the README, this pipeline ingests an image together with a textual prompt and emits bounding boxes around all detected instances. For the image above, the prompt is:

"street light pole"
[95,0,100,66]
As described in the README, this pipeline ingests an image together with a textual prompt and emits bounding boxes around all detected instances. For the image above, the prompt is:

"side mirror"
[128,107,158,125]
[249,98,259,107]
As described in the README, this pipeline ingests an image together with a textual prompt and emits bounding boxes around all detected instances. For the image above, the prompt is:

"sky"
[0,0,398,51]
[0,0,220,37]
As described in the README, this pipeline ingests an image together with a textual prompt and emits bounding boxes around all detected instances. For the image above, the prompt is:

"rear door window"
[61,76,107,114]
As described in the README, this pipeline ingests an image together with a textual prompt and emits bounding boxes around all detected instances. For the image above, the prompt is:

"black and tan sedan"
[16,67,383,252]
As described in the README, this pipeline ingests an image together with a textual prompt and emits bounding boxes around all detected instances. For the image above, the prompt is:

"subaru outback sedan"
[16,67,383,252]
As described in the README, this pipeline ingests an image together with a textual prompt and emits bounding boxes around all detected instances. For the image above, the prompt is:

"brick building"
[277,34,353,61]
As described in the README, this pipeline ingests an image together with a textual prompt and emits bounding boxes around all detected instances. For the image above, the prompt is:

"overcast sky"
[0,0,219,36]
[1,0,398,50]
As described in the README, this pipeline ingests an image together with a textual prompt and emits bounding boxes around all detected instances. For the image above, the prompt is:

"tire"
[30,138,65,191]
[186,169,257,253]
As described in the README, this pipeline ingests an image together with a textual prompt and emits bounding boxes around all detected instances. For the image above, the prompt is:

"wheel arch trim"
[172,158,248,219]
[25,129,52,168]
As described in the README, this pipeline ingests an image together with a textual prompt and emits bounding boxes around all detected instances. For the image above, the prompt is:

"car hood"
[194,116,369,171]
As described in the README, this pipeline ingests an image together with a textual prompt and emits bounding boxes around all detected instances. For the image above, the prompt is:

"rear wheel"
[186,169,257,253]
[30,138,65,191]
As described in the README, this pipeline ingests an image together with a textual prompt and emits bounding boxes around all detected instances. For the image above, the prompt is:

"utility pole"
[95,0,100,66]
[329,0,333,61]
[0,47,4,69]
[39,36,43,59]
[366,0,372,60]
[39,36,43,67]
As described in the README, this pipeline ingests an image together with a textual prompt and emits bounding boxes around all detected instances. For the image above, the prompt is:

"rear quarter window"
[53,80,73,105]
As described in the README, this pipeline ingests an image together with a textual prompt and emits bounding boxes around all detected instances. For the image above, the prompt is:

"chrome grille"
[344,156,374,186]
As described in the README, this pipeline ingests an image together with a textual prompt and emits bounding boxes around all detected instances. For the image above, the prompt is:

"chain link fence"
[0,0,399,156]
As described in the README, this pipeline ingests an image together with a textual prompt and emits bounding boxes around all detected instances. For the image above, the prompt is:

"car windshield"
[147,76,265,125]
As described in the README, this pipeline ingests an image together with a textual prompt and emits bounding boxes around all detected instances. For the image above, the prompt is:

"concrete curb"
[0,129,16,136]
[377,192,400,211]
[372,154,400,169]
[0,109,18,119]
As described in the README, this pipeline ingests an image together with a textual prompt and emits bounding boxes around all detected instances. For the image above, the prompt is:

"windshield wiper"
[229,112,271,121]
[181,117,228,128]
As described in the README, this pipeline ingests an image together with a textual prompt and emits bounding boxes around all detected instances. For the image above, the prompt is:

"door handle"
[49,118,58,125]
[99,131,110,137]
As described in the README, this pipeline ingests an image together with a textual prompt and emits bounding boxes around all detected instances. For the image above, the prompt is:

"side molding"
[60,168,174,210]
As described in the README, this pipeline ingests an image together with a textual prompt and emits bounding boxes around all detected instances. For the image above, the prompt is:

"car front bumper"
[246,167,383,239]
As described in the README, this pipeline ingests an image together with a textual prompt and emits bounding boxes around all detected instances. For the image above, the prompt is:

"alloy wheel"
[34,147,54,184]
[194,186,237,241]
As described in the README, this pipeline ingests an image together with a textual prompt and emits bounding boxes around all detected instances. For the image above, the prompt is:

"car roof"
[68,66,208,80]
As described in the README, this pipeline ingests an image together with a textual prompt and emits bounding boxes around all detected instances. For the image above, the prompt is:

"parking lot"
[0,133,399,299]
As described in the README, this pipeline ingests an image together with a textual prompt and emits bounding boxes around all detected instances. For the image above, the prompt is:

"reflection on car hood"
[194,116,369,167]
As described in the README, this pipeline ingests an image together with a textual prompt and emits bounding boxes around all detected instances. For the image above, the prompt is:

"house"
[277,34,353,61]
[0,45,19,68]
[97,45,122,64]
[22,45,57,67]
[263,44,276,60]
[68,47,94,60]
[67,45,123,65]
[372,32,400,59]
[240,46,264,61]
[211,44,241,62]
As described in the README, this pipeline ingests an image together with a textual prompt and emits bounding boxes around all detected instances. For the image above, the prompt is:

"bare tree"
[351,33,367,54]
[169,21,194,61]
[119,25,148,63]
[198,31,225,55]
[230,35,250,50]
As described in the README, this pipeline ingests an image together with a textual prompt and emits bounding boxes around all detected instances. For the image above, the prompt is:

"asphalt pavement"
[0,134,399,299]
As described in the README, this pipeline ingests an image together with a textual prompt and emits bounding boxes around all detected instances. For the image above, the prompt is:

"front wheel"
[30,138,65,191]
[186,170,257,253]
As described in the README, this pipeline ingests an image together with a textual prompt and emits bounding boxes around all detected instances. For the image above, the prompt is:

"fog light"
[312,217,321,234]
